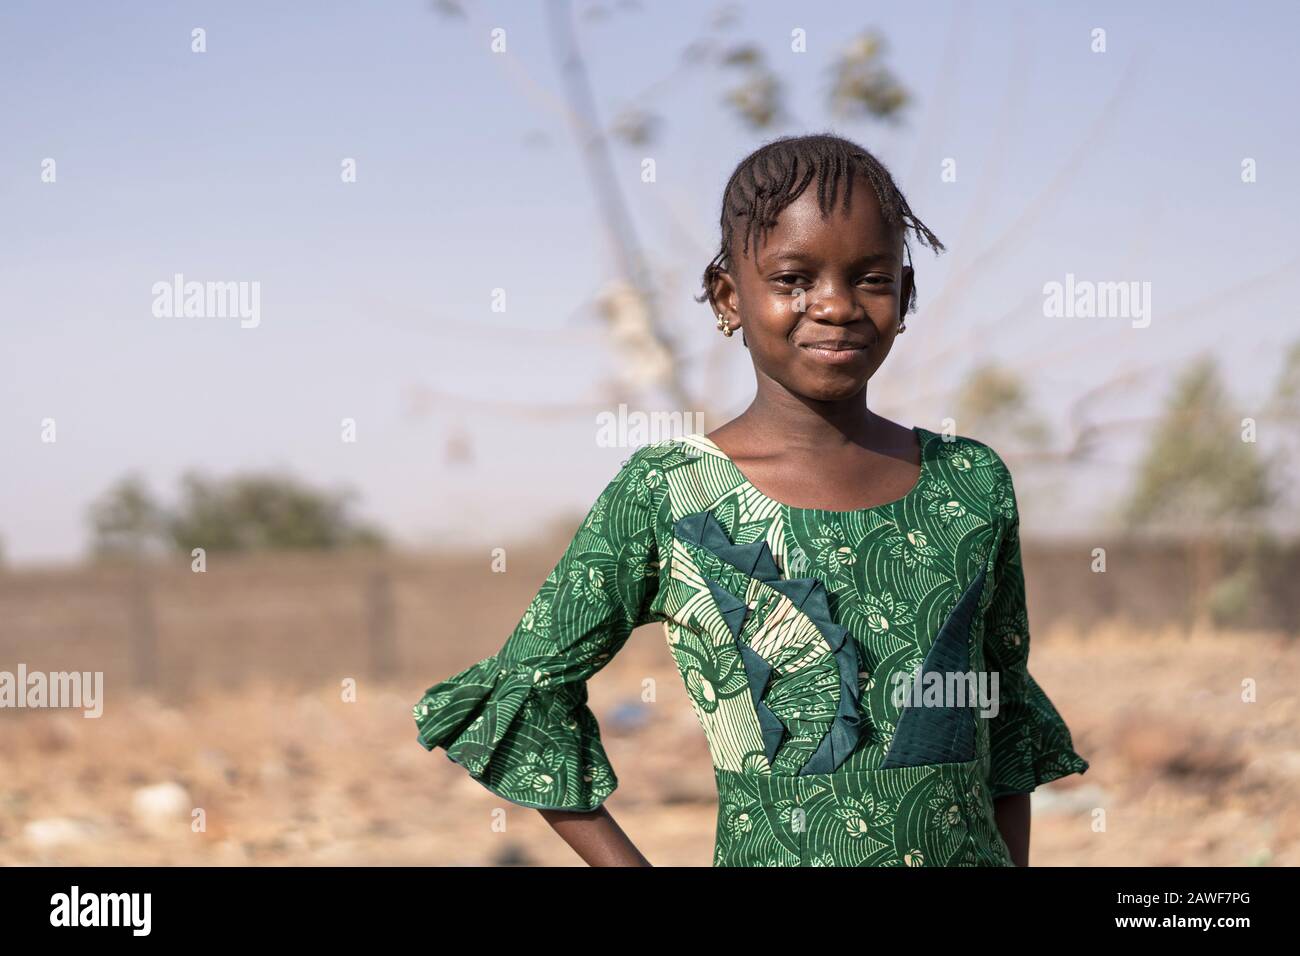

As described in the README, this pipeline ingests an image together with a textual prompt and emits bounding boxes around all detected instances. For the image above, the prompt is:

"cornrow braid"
[697,132,944,317]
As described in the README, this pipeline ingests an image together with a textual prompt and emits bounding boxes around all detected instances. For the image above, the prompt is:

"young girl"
[412,132,1089,867]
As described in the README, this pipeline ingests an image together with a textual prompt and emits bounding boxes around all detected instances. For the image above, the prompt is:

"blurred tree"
[1261,339,1300,522]
[1268,339,1300,411]
[430,1,919,426]
[955,362,1051,452]
[167,473,386,553]
[719,44,784,129]
[828,32,910,123]
[1120,356,1278,630]
[88,475,169,560]
[87,472,386,558]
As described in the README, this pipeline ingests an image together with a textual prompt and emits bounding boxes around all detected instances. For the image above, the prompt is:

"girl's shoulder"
[927,427,1013,480]
[599,437,701,513]
[616,434,716,474]
[603,435,729,529]
[924,428,1018,524]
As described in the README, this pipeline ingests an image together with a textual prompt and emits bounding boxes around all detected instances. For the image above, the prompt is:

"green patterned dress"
[412,427,1089,866]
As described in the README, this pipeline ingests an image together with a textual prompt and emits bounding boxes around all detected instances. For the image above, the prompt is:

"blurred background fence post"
[366,566,398,681]
[128,560,158,690]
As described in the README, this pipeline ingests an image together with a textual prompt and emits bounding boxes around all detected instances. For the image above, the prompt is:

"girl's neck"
[726,384,880,452]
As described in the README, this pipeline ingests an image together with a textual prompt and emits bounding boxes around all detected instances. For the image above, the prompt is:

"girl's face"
[715,174,914,403]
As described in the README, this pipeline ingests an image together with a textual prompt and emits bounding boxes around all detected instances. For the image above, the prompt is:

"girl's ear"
[710,268,739,324]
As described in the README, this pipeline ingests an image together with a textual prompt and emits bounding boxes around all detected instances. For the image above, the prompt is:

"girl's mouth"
[798,343,870,365]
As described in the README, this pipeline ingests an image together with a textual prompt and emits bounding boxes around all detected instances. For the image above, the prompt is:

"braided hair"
[698,132,944,317]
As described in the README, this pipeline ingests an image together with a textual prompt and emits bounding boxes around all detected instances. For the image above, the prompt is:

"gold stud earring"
[717,313,734,337]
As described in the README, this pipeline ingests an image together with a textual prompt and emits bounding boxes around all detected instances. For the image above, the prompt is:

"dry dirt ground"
[3,621,1296,867]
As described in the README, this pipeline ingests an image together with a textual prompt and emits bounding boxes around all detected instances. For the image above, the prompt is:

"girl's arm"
[993,792,1031,866]
[538,807,651,866]
[412,449,666,860]
[982,456,1088,868]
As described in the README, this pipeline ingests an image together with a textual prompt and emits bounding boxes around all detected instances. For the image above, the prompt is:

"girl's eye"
[860,274,892,286]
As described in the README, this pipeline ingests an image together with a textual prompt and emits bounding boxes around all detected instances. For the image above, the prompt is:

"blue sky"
[3,0,1298,562]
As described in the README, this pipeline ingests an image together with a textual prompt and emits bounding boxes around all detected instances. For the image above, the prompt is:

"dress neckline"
[684,425,932,517]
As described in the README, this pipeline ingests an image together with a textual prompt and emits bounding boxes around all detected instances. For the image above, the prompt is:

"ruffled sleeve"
[412,446,663,812]
[982,464,1090,799]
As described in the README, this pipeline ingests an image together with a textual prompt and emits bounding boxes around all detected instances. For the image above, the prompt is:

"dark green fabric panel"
[881,566,985,769]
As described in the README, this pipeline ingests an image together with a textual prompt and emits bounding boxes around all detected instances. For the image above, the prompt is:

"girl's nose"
[807,283,860,324]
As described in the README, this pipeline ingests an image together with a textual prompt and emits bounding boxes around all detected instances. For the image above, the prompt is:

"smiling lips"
[798,339,872,365]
